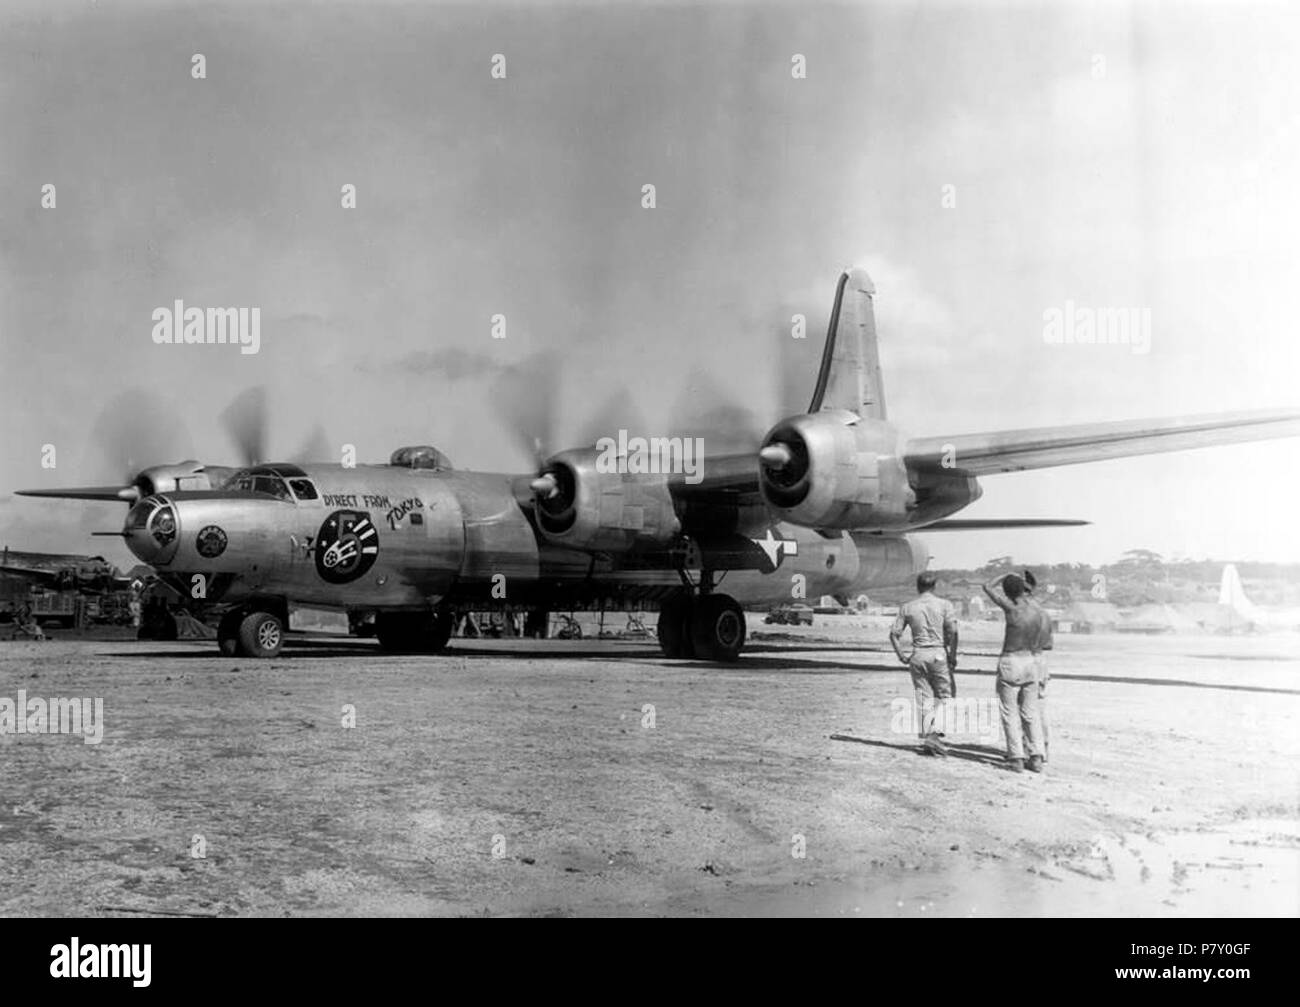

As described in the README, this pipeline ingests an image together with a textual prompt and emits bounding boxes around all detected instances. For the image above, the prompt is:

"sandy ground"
[1,622,1297,917]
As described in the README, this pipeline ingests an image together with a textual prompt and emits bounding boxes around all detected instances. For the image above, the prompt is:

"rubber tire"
[217,610,243,657]
[656,594,696,659]
[689,594,746,663]
[237,611,284,659]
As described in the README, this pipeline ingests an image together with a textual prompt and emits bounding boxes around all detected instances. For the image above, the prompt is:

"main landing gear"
[657,575,747,662]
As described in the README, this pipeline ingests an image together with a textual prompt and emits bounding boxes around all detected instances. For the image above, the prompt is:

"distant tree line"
[914,552,1300,608]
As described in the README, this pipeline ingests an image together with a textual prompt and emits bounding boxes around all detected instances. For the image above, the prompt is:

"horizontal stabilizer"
[905,409,1300,476]
[919,518,1088,531]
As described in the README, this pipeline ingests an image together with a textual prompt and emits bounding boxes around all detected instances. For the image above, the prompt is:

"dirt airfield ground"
[1,617,1297,917]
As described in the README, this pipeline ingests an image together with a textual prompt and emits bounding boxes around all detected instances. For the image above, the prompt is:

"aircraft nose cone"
[123,497,180,566]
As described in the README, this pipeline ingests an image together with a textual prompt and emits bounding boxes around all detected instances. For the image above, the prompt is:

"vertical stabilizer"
[807,267,886,419]
[1218,563,1259,617]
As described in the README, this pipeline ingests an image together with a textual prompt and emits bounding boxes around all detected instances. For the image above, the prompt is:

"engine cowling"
[129,461,214,500]
[760,410,983,530]
[758,411,913,529]
[531,448,682,552]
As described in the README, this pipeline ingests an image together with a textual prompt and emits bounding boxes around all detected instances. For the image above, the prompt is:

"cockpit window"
[252,475,290,500]
[226,467,313,501]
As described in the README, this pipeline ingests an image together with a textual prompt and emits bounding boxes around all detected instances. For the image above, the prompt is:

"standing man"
[983,571,1044,773]
[890,572,958,756]
[1023,570,1054,762]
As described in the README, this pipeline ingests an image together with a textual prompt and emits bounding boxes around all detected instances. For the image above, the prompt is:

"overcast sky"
[1,0,1297,571]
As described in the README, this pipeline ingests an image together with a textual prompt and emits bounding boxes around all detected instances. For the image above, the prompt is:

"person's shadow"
[829,733,1008,768]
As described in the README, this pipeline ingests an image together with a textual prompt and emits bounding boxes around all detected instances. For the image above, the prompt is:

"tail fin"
[808,267,886,419]
[1218,563,1258,617]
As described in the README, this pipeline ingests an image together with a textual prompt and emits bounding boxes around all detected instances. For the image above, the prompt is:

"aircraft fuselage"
[124,462,926,616]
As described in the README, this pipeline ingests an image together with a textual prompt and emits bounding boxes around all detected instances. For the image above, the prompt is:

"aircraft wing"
[14,485,132,501]
[904,409,1300,476]
[667,454,762,504]
[0,563,61,587]
[0,548,127,589]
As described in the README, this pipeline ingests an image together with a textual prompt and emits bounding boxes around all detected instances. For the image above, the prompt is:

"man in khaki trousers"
[983,571,1045,773]
[891,572,958,757]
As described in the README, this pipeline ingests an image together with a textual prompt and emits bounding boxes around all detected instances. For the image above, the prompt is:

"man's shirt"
[892,592,956,649]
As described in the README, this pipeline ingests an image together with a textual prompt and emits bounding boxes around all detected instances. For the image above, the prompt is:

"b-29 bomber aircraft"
[19,268,1300,660]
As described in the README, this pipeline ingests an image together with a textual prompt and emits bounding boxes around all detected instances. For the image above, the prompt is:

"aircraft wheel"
[217,610,243,657]
[656,594,695,659]
[238,611,284,659]
[689,594,746,663]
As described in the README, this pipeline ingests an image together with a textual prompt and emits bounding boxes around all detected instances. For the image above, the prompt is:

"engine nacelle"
[759,411,914,529]
[760,410,982,530]
[131,461,214,499]
[847,533,930,590]
[532,448,682,552]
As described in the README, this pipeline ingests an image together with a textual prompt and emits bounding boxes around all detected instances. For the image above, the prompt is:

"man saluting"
[983,571,1045,773]
[890,572,959,756]
[1023,570,1054,762]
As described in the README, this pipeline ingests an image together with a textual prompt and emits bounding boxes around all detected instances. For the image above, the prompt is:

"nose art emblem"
[315,509,379,584]
[196,525,228,558]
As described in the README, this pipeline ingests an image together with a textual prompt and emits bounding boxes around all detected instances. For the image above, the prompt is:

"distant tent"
[1118,603,1198,634]
[1176,602,1246,633]
[1061,601,1121,632]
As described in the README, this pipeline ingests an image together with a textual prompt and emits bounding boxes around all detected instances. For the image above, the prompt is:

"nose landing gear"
[217,607,285,659]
